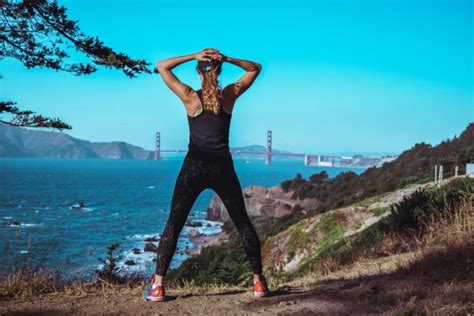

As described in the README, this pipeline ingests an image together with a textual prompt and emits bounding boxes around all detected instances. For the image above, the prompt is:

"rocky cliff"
[206,184,320,223]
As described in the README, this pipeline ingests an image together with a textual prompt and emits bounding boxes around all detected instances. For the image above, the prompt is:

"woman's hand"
[215,53,228,62]
[194,48,220,62]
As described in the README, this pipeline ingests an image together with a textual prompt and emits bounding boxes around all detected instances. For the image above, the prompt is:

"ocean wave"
[127,233,159,240]
[69,204,94,212]
[148,186,155,189]
[199,219,224,227]
[7,222,43,228]
[184,219,224,236]
[116,235,192,275]
[183,225,222,237]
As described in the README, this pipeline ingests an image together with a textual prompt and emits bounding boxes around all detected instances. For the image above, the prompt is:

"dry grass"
[0,272,247,301]
[0,268,60,300]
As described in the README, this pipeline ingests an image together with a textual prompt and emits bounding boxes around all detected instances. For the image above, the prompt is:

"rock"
[206,184,313,222]
[144,236,158,242]
[186,221,203,227]
[132,248,141,255]
[124,260,135,266]
[144,242,157,252]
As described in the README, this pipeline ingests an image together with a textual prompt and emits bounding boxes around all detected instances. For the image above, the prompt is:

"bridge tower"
[265,130,272,165]
[154,131,161,160]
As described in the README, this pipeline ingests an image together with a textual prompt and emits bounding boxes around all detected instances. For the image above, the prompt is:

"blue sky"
[2,0,472,155]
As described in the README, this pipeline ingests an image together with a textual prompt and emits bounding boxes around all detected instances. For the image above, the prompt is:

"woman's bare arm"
[221,55,262,100]
[156,48,219,104]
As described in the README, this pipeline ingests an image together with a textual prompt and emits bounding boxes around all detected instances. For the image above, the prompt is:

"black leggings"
[155,151,263,276]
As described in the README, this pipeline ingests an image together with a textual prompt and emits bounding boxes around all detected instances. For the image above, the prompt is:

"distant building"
[467,163,474,178]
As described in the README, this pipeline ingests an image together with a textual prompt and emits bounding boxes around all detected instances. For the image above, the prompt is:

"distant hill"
[0,123,288,159]
[0,123,153,159]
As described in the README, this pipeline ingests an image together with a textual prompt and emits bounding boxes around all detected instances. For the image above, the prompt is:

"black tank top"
[187,90,232,160]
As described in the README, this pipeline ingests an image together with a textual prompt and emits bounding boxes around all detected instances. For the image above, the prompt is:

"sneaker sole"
[253,291,270,298]
[145,295,166,302]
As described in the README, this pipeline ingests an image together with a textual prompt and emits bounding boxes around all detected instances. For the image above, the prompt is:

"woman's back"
[187,89,232,159]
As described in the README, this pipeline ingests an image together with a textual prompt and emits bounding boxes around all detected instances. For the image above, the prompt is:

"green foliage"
[0,101,71,130]
[95,243,125,284]
[312,211,347,253]
[166,237,252,286]
[388,177,474,237]
[1,0,151,77]
[2,0,151,130]
[286,224,309,261]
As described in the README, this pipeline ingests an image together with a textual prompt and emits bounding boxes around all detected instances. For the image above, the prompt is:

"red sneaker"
[253,276,270,299]
[143,276,166,302]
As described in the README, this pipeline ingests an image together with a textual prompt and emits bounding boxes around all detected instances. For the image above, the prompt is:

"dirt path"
[0,281,384,315]
[1,251,472,315]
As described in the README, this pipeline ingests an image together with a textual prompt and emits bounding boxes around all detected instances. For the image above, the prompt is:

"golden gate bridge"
[153,130,348,166]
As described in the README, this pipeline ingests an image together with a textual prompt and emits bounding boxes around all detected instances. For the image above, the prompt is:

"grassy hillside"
[263,177,473,279]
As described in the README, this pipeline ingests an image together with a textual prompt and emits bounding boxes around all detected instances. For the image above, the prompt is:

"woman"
[144,48,269,302]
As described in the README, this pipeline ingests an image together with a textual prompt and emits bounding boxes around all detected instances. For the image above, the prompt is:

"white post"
[455,166,459,177]
[434,165,438,183]
[439,165,444,186]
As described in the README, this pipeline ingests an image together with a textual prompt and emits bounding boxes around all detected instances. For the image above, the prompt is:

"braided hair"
[197,59,223,115]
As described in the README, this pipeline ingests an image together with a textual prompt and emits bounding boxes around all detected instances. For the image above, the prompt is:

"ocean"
[0,156,363,281]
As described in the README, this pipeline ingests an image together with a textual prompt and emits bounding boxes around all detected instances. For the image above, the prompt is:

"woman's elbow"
[255,63,262,72]
[155,60,167,73]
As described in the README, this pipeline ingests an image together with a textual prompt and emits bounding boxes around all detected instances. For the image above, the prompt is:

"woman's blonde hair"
[198,61,222,115]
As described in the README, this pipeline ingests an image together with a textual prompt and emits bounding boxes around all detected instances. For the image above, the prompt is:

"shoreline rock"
[206,184,317,222]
